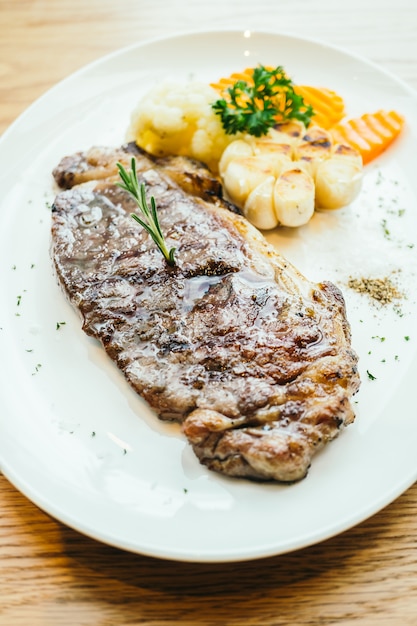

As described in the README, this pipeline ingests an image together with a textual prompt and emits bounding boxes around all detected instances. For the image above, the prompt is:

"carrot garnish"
[210,69,405,163]
[294,85,345,129]
[330,110,405,164]
[210,68,255,93]
[210,69,346,131]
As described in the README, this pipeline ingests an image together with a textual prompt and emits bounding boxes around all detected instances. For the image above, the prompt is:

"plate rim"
[0,27,416,563]
[2,26,417,142]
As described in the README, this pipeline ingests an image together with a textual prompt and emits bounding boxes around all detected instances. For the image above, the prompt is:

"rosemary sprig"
[116,158,176,266]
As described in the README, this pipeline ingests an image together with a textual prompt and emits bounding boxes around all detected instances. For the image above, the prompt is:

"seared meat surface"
[51,146,360,482]
[52,142,235,208]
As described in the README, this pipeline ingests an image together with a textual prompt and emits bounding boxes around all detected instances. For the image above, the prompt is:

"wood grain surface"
[1,1,416,624]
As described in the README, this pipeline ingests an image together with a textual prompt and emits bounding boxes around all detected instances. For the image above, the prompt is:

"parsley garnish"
[117,159,176,266]
[211,65,314,137]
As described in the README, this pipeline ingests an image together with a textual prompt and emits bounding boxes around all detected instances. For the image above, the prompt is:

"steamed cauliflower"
[128,81,363,230]
[127,81,238,173]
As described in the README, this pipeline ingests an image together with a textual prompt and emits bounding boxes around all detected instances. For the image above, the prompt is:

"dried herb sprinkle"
[348,276,401,305]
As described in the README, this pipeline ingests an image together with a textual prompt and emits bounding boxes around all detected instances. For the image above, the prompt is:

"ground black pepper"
[347,276,401,305]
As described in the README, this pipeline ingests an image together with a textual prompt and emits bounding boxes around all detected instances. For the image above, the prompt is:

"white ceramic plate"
[0,30,416,563]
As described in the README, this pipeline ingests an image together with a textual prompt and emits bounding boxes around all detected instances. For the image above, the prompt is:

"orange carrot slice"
[331,125,370,154]
[294,85,345,129]
[210,68,255,93]
[330,110,405,164]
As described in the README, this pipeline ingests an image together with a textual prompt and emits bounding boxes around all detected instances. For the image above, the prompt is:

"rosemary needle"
[116,158,176,266]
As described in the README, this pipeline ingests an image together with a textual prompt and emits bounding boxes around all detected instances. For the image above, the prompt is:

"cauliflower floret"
[127,81,236,173]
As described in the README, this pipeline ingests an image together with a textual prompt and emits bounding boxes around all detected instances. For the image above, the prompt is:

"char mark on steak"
[52,142,240,211]
[51,144,360,482]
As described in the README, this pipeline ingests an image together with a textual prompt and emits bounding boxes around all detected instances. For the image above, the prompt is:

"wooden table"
[1,1,416,623]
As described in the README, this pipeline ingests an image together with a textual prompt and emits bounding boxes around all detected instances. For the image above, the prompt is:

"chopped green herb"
[366,370,377,381]
[404,336,410,341]
[56,321,66,330]
[381,219,391,238]
[211,65,314,137]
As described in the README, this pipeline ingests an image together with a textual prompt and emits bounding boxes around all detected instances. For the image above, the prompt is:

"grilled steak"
[51,145,360,482]
[52,142,233,207]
